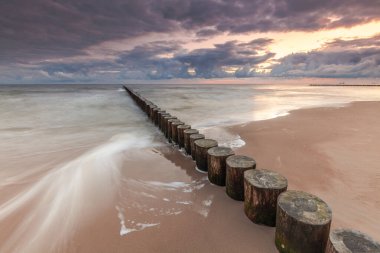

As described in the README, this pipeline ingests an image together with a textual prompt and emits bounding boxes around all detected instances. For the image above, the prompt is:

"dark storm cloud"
[116,39,275,79]
[0,0,177,63]
[195,28,221,38]
[33,39,275,81]
[271,35,380,78]
[156,0,380,32]
[1,0,380,82]
[2,0,379,62]
[174,39,274,78]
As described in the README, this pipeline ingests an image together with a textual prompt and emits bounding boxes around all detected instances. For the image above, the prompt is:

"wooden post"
[157,110,166,129]
[207,147,234,186]
[167,119,179,142]
[326,229,380,253]
[177,125,191,149]
[152,107,160,125]
[160,113,170,131]
[190,134,205,160]
[184,129,199,155]
[164,116,176,138]
[171,121,184,144]
[149,105,157,120]
[275,190,332,253]
[244,169,287,226]
[145,102,153,115]
[194,139,218,172]
[149,106,156,121]
[226,155,256,201]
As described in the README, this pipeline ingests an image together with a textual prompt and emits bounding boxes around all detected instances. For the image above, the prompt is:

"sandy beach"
[79,100,380,252]
[230,101,380,242]
[1,100,379,252]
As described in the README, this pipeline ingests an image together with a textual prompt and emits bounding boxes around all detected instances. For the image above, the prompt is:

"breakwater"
[124,85,380,253]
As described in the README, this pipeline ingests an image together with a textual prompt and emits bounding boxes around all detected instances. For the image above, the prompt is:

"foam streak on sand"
[0,134,154,253]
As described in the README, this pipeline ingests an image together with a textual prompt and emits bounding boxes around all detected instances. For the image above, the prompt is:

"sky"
[1,0,380,84]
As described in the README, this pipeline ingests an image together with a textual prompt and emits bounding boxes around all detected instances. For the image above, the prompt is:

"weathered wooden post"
[194,139,218,172]
[160,113,170,131]
[140,99,146,110]
[157,110,166,128]
[145,102,153,115]
[326,229,380,253]
[207,147,234,186]
[275,190,332,253]
[226,155,256,201]
[171,121,184,144]
[167,118,179,142]
[244,169,287,226]
[184,129,199,155]
[149,105,156,121]
[152,107,160,125]
[149,104,157,119]
[190,134,205,160]
[177,125,191,149]
[164,116,176,138]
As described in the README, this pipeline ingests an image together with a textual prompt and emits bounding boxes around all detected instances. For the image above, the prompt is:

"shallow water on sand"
[1,83,380,252]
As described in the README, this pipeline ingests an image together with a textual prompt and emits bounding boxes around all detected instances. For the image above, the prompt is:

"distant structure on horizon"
[310,83,380,87]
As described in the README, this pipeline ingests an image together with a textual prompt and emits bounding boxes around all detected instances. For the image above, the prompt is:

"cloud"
[157,0,380,32]
[117,39,274,79]
[1,0,379,63]
[195,28,221,38]
[2,39,274,83]
[174,39,274,78]
[0,0,178,64]
[271,34,380,77]
[1,0,380,82]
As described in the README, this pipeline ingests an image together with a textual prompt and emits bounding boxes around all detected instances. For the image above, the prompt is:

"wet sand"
[67,101,380,252]
[69,144,277,253]
[1,101,379,252]
[229,101,380,242]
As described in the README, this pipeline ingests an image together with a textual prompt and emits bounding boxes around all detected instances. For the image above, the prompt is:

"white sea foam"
[145,181,191,189]
[176,201,193,205]
[196,195,214,218]
[0,133,155,253]
[220,135,246,149]
[199,126,246,150]
[195,167,208,174]
[116,205,159,236]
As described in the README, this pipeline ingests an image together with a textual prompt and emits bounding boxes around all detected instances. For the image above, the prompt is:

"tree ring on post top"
[278,191,332,225]
[326,229,380,253]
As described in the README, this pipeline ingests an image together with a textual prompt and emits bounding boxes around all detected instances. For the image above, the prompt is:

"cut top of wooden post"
[278,190,332,225]
[178,125,191,130]
[194,139,218,148]
[208,147,234,157]
[226,155,256,169]
[172,121,184,126]
[184,129,198,135]
[328,229,380,253]
[190,134,205,140]
[244,169,287,190]
[168,118,180,123]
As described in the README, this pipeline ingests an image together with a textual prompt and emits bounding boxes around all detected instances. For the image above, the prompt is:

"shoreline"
[1,99,379,252]
[228,100,380,241]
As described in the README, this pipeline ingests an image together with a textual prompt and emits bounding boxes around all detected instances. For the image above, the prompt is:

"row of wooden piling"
[124,86,380,253]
